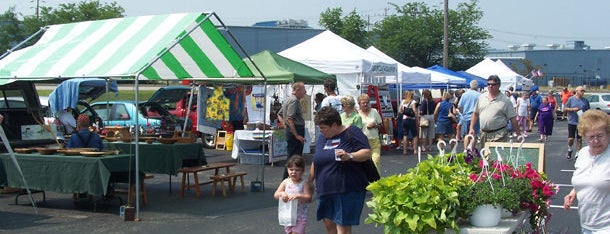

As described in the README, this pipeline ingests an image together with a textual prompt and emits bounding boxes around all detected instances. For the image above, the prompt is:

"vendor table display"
[103,141,206,175]
[231,130,287,164]
[0,153,134,196]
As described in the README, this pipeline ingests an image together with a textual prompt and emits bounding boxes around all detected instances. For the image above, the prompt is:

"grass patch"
[37,90,158,102]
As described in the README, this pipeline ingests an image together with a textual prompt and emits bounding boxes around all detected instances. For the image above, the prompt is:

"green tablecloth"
[0,153,133,196]
[103,142,206,175]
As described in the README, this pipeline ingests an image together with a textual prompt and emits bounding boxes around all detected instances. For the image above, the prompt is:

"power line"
[485,27,610,40]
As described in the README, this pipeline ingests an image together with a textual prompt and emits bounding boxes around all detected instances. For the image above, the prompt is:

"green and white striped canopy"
[0,12,255,84]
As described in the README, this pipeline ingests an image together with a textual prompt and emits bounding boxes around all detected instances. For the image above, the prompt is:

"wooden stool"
[209,172,247,197]
[128,174,154,205]
[177,166,213,198]
[215,131,227,150]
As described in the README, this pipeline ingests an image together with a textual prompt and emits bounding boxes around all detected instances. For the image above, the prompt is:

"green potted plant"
[458,175,527,226]
[366,153,471,233]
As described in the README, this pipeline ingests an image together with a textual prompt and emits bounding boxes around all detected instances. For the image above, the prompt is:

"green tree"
[319,8,369,48]
[1,1,124,53]
[0,7,25,54]
[372,0,490,70]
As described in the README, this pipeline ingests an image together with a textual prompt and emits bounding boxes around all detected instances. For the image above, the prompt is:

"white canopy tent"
[366,46,431,84]
[466,58,531,91]
[279,30,397,99]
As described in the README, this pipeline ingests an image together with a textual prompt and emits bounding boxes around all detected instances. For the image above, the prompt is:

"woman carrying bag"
[418,90,436,152]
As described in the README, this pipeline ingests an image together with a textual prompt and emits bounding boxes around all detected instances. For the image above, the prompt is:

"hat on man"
[77,114,89,124]
[530,85,539,92]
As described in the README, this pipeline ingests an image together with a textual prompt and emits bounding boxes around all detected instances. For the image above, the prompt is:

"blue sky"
[3,0,610,50]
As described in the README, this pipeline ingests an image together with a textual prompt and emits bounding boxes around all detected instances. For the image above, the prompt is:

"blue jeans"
[285,125,305,156]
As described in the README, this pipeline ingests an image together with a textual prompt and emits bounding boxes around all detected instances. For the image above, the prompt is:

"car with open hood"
[48,78,119,134]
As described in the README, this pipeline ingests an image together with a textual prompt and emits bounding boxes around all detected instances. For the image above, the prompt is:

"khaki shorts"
[479,129,508,149]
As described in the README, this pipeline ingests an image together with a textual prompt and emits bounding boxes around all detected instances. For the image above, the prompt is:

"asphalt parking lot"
[0,120,582,233]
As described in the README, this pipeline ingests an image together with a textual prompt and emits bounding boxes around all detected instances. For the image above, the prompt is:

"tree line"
[1,0,489,71]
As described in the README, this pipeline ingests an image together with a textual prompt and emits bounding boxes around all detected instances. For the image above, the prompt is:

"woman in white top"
[563,110,610,233]
[357,94,383,173]
[400,91,419,155]
[516,92,530,137]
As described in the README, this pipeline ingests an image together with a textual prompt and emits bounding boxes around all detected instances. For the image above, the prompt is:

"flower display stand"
[454,211,527,234]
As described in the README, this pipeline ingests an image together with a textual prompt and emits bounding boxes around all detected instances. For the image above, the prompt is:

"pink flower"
[492,173,501,180]
[542,185,555,197]
[469,173,479,182]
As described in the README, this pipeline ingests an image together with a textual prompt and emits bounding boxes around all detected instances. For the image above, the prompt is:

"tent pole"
[0,126,38,214]
[0,26,48,60]
[183,83,196,136]
[134,73,141,221]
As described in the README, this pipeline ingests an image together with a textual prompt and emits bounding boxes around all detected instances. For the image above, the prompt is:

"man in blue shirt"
[66,114,104,151]
[528,86,542,132]
[564,86,590,159]
[458,80,481,148]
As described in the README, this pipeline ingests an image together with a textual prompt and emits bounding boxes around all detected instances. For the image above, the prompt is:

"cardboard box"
[21,124,60,140]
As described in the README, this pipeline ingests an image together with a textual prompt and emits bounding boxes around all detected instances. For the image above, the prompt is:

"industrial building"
[486,41,609,88]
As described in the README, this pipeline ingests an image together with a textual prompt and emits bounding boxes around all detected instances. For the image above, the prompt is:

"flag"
[537,69,544,77]
[531,70,538,77]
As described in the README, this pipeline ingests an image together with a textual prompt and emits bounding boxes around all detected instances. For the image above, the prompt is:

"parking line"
[550,205,577,210]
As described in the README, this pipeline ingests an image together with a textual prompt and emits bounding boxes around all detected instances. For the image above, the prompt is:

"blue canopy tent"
[426,65,481,88]
[457,71,487,87]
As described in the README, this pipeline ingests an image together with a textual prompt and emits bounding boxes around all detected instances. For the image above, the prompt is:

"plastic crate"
[239,149,269,165]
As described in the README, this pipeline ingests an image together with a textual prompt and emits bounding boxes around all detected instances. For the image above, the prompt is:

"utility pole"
[443,0,449,68]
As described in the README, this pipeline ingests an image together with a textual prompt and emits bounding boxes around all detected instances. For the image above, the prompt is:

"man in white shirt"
[57,107,77,134]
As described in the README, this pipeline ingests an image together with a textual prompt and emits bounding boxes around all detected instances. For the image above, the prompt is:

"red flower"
[491,173,501,180]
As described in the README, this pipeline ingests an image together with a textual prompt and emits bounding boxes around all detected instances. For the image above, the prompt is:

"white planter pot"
[470,204,502,227]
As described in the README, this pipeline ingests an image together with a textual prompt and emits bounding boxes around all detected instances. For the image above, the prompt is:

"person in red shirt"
[560,87,573,120]
[547,90,559,120]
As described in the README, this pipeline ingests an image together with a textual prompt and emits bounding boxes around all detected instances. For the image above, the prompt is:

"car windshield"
[602,95,610,101]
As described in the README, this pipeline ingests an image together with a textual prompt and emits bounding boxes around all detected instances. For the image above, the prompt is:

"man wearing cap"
[66,114,103,151]
[469,75,520,149]
[564,86,589,159]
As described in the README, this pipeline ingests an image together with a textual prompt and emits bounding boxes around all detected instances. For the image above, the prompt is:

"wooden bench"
[177,162,235,198]
[209,172,247,197]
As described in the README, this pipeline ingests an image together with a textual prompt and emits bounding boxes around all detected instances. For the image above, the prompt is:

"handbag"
[278,199,298,226]
[362,159,381,183]
[403,103,416,118]
[419,117,430,127]
[346,129,381,183]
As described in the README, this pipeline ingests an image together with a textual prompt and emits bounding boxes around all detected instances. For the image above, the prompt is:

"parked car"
[89,100,188,137]
[0,81,56,151]
[585,93,610,114]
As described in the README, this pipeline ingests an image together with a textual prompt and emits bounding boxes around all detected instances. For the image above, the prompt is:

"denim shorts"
[316,191,366,226]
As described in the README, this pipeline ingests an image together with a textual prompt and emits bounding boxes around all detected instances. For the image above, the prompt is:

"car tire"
[201,133,216,149]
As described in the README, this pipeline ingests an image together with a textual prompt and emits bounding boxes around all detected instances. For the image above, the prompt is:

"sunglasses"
[487,83,499,87]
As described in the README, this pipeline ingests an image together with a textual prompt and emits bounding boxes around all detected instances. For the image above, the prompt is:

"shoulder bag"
[419,117,430,127]
[346,129,380,183]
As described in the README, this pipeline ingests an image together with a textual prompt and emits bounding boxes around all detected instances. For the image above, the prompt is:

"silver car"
[585,93,610,114]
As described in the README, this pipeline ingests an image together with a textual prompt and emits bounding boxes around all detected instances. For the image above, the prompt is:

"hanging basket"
[470,204,502,227]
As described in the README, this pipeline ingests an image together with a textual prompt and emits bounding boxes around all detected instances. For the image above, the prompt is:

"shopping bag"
[278,199,298,226]
[419,118,430,127]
